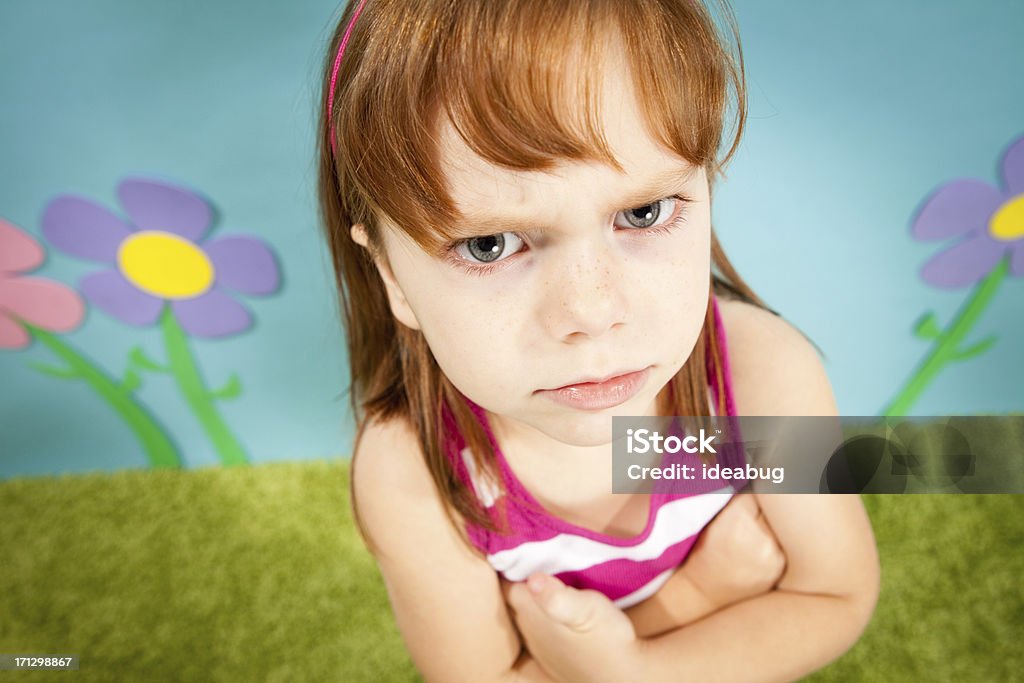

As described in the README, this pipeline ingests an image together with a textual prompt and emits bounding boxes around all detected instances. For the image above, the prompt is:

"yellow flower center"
[118,231,214,299]
[989,195,1024,242]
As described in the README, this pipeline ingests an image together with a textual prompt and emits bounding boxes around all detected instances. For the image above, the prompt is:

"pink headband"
[327,0,368,156]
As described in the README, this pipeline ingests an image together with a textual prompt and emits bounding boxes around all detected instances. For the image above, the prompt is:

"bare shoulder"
[350,414,522,681]
[351,414,471,564]
[715,298,838,417]
[353,416,433,509]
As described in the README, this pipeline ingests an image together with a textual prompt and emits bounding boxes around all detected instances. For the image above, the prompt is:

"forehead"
[436,44,696,229]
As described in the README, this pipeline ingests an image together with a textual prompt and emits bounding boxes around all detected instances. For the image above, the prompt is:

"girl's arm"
[634,494,879,682]
[351,416,542,683]
[629,301,881,681]
[509,492,788,680]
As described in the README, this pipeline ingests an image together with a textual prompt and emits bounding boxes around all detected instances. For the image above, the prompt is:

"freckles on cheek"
[638,239,709,347]
[645,248,707,296]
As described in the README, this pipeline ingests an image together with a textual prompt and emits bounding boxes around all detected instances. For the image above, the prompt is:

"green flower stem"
[159,307,248,466]
[883,258,1010,416]
[26,326,181,468]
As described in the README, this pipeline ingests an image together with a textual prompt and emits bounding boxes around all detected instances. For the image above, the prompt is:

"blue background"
[1,0,1022,479]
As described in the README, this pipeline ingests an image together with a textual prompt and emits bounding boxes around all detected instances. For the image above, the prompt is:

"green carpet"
[1,460,1021,682]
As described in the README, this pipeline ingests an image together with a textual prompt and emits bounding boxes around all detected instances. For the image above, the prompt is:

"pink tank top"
[445,297,742,608]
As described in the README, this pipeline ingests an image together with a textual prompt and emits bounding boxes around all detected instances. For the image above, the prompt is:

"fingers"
[558,593,604,632]
[529,575,592,630]
[506,574,602,633]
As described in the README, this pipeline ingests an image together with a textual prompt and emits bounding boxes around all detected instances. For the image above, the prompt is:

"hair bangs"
[329,0,745,256]
[435,1,619,176]
[616,0,746,174]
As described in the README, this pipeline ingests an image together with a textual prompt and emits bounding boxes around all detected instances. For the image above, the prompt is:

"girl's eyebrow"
[614,164,698,212]
[447,163,698,239]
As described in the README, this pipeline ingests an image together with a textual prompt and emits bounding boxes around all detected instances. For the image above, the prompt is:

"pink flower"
[0,219,84,349]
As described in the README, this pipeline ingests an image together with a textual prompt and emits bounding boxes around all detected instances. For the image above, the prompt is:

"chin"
[536,401,653,447]
[552,421,616,447]
[537,426,615,448]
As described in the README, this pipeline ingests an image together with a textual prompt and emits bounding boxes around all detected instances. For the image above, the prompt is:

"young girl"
[318,1,880,681]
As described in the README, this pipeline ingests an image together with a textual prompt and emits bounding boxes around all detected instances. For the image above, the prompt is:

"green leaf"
[913,311,942,340]
[27,361,79,380]
[120,368,142,393]
[129,345,168,372]
[210,373,243,400]
[953,336,997,362]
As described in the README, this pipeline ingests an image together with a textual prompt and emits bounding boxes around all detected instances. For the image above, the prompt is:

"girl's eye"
[613,198,680,230]
[453,232,525,266]
[444,195,689,275]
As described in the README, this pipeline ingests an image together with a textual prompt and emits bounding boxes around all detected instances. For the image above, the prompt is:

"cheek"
[384,236,529,400]
[630,224,711,355]
[633,219,710,296]
[412,287,524,392]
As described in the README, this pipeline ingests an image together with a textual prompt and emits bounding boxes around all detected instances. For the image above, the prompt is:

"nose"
[544,239,629,342]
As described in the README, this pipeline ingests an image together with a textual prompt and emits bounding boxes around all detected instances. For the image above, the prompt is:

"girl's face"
[359,55,711,448]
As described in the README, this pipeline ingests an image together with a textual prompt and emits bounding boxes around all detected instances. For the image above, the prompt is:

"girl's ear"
[350,223,422,331]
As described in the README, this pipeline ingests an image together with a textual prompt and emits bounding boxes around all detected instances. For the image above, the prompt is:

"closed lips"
[545,367,649,391]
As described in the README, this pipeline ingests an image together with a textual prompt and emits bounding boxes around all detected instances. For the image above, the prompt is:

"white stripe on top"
[486,488,733,581]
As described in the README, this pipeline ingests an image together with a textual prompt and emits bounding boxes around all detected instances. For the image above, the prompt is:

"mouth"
[536,366,652,411]
[546,368,649,390]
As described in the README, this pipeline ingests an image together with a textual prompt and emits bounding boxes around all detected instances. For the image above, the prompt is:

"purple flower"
[42,179,280,338]
[911,136,1024,289]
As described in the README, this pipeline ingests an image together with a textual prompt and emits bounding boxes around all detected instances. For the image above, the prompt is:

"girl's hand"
[682,492,786,609]
[503,573,642,683]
